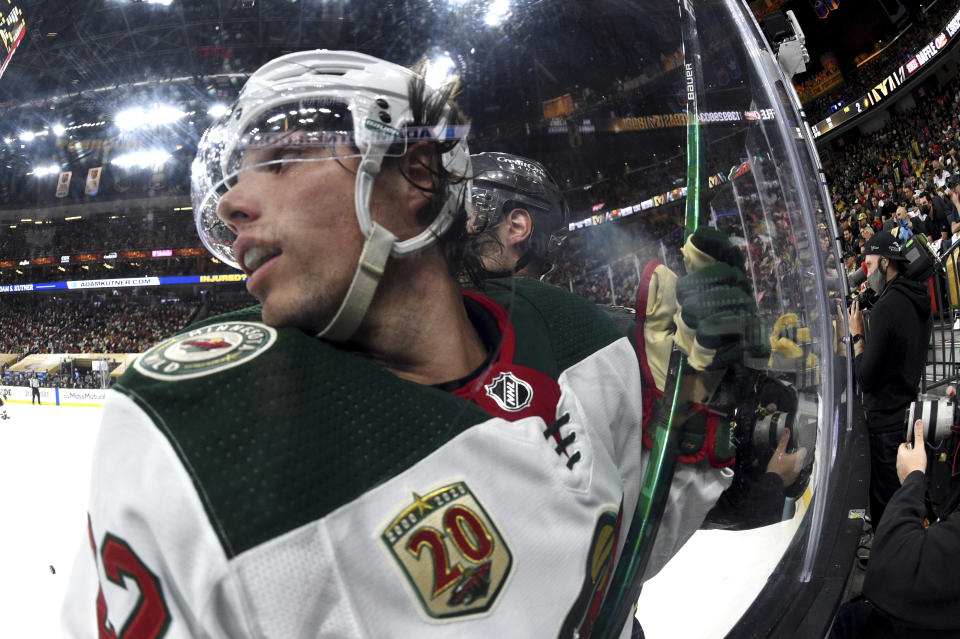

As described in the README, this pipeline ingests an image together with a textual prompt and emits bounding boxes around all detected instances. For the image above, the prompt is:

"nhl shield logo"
[484,371,533,412]
[381,482,512,621]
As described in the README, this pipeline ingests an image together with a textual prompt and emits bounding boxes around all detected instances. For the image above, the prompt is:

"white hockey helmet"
[191,50,472,340]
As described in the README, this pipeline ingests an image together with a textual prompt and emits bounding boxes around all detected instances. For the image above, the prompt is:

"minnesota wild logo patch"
[134,321,277,380]
[382,481,512,621]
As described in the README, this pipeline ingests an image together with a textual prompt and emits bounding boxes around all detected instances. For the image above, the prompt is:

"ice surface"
[0,401,102,637]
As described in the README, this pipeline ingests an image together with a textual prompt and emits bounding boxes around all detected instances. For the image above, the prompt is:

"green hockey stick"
[590,1,705,636]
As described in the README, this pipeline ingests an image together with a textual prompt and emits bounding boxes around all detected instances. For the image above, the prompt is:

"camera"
[905,399,957,444]
[847,287,877,310]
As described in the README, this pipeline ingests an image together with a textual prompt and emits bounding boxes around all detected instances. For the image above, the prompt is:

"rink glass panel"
[2,0,848,635]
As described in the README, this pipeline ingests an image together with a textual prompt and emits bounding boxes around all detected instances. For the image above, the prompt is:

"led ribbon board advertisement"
[0,273,247,293]
[812,7,960,138]
[0,4,24,82]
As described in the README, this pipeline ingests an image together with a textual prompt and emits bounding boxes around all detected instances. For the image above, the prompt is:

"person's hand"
[672,228,769,371]
[897,419,927,484]
[766,427,809,487]
[847,299,864,338]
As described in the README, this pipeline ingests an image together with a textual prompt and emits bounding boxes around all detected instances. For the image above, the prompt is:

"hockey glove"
[673,231,769,371]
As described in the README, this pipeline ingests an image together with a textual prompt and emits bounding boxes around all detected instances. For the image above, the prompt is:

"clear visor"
[191,98,409,268]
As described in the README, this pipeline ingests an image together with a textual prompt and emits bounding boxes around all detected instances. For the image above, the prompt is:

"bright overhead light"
[111,149,171,169]
[115,109,145,130]
[19,131,35,142]
[485,0,510,25]
[2,137,11,144]
[116,105,186,130]
[52,124,66,136]
[424,53,457,90]
[33,165,61,177]
[207,104,229,118]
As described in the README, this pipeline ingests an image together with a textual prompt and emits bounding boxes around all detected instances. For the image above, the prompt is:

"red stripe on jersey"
[454,290,562,428]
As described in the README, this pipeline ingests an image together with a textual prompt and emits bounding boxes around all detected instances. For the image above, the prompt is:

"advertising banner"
[58,388,107,407]
[0,385,56,405]
[0,4,24,81]
[813,8,960,138]
[0,385,106,406]
[0,274,248,293]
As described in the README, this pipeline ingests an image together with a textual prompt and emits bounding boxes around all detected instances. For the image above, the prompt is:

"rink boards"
[1,384,106,407]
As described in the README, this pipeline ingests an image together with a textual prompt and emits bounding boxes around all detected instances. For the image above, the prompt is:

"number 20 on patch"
[381,481,513,621]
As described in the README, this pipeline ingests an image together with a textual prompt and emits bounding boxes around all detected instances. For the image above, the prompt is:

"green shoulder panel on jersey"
[117,308,492,559]
[480,277,625,373]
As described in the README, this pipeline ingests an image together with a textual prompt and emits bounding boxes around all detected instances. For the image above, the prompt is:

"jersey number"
[405,505,494,597]
[88,516,171,638]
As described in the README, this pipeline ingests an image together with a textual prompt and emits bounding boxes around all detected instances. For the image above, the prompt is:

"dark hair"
[395,66,486,288]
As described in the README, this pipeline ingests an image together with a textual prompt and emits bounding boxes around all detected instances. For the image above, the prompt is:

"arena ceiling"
[0,0,757,222]
[2,0,686,106]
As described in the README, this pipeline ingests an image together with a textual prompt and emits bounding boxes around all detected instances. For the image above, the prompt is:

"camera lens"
[905,400,955,443]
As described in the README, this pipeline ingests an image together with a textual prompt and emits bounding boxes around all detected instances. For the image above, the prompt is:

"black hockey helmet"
[469,152,569,259]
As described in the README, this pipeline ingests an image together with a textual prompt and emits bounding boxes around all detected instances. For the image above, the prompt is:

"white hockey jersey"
[62,278,730,638]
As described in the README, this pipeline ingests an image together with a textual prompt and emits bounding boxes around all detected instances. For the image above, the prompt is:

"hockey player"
[468,151,569,280]
[64,51,759,639]
[465,152,784,553]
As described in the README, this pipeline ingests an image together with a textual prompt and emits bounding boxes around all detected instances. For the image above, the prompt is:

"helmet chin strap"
[315,155,395,342]
[314,137,469,342]
[315,222,396,342]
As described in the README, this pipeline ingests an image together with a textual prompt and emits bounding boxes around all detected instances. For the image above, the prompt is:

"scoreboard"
[0,3,24,82]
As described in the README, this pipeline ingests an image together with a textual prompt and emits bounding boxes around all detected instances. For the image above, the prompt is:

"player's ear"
[399,142,438,211]
[504,208,533,246]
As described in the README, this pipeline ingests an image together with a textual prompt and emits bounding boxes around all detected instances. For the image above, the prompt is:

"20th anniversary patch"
[382,481,512,621]
[134,321,277,381]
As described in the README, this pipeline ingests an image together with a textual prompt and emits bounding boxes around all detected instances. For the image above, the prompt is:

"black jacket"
[862,470,960,636]
[931,195,953,248]
[854,274,932,432]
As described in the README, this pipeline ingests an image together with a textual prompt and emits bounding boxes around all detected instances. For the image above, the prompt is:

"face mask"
[921,204,931,214]
[867,261,887,296]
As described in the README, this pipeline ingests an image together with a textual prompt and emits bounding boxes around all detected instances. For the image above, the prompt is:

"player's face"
[215,143,404,331]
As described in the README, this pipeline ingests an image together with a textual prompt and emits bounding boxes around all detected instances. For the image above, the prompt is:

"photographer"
[848,231,933,525]
[830,419,960,638]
